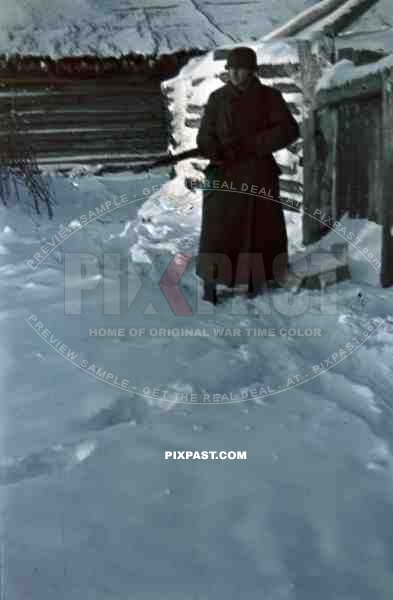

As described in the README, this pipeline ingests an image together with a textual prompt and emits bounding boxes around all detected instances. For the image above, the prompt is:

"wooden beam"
[297,38,331,245]
[315,71,381,110]
[320,0,382,36]
[302,109,322,244]
[381,66,393,287]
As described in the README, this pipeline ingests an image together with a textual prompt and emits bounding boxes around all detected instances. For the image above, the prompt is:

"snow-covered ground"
[0,160,393,598]
[1,1,393,595]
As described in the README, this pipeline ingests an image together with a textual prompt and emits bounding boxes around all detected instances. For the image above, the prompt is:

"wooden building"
[0,51,203,171]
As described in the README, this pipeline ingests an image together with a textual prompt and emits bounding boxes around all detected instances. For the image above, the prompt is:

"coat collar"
[225,75,262,98]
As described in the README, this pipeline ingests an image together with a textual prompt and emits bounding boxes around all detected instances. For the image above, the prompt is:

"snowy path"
[0,171,393,598]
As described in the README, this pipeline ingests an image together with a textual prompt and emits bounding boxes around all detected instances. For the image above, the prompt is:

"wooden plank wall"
[303,62,393,286]
[335,95,382,222]
[0,77,168,168]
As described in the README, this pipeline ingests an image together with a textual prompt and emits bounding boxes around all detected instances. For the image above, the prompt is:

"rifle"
[132,147,202,173]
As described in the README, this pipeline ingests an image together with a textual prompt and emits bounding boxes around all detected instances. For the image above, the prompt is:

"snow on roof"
[262,0,349,41]
[336,27,393,53]
[299,0,382,37]
[262,0,383,42]
[341,0,393,31]
[316,51,393,91]
[0,0,321,58]
[256,40,300,64]
[2,0,392,59]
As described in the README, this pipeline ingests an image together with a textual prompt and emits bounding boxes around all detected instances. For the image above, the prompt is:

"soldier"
[196,46,300,304]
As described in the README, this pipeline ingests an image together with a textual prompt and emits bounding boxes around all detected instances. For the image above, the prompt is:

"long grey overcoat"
[196,75,300,287]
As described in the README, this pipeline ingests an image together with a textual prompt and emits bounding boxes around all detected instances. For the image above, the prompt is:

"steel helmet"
[225,47,257,71]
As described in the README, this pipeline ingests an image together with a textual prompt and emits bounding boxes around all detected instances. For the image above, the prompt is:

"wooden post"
[297,39,321,113]
[298,39,318,245]
[381,66,393,287]
[302,108,322,244]
[297,37,333,244]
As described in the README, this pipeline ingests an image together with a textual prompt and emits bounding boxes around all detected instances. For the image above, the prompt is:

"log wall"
[0,77,169,169]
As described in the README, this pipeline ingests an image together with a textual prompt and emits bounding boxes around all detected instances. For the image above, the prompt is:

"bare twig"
[0,92,54,218]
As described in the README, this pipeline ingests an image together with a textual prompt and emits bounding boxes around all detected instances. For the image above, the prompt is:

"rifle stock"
[133,147,202,173]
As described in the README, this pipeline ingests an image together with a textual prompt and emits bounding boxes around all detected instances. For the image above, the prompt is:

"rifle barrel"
[132,147,202,173]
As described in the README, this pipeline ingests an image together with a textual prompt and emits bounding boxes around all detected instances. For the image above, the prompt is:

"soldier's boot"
[203,281,218,304]
[247,274,264,298]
